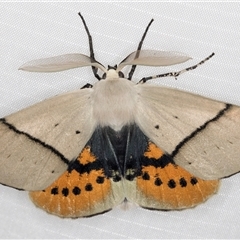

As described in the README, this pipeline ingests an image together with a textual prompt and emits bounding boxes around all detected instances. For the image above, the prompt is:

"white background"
[0,2,240,239]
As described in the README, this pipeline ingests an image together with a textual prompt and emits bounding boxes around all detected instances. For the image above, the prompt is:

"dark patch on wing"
[67,124,179,183]
[68,124,149,180]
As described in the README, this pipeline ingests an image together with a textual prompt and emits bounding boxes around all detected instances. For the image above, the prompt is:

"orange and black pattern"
[136,142,219,209]
[30,124,219,217]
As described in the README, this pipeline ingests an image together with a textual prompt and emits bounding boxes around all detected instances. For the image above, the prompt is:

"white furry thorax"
[92,69,138,131]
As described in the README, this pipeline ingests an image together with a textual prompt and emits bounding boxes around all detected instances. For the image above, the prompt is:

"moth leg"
[138,52,215,83]
[81,83,93,89]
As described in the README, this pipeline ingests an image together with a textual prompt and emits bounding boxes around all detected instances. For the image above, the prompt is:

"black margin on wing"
[0,118,70,165]
[170,103,232,159]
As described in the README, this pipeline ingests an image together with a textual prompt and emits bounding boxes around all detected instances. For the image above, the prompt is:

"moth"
[0,13,239,218]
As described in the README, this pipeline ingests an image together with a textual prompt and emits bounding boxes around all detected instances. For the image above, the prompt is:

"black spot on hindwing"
[72,186,81,195]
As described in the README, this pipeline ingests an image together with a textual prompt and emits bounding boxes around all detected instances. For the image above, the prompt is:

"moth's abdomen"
[92,78,138,131]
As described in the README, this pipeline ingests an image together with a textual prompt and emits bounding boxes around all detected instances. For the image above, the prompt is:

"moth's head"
[101,65,124,80]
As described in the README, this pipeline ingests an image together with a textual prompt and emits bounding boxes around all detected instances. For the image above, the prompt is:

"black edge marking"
[141,154,175,169]
[171,104,232,158]
[83,209,112,218]
[0,182,24,191]
[68,158,104,174]
[0,118,70,165]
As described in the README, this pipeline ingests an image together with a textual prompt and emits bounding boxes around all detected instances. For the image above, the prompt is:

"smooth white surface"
[0,2,240,239]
